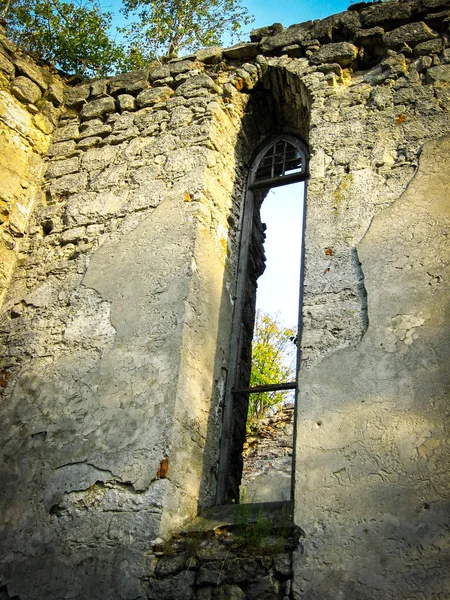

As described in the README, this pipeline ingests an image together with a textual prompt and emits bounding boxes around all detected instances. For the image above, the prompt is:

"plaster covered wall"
[0,0,449,598]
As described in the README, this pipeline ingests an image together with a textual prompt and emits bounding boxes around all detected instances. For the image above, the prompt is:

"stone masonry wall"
[0,0,449,598]
[0,26,65,309]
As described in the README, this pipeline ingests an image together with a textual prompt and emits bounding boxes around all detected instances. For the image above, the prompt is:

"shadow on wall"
[293,135,450,599]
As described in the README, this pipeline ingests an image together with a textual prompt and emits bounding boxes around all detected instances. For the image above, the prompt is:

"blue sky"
[256,184,305,329]
[243,0,350,31]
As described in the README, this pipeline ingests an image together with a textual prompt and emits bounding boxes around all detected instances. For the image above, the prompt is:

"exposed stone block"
[260,22,312,53]
[12,55,47,89]
[77,136,102,149]
[91,79,109,97]
[149,65,171,82]
[53,124,80,142]
[136,85,174,107]
[64,83,90,107]
[0,52,14,76]
[193,46,223,64]
[310,10,362,43]
[223,42,261,60]
[49,172,88,198]
[423,0,450,8]
[33,113,54,134]
[108,68,150,94]
[78,119,112,139]
[47,81,65,106]
[384,22,437,48]
[309,42,358,67]
[361,2,411,27]
[10,76,42,104]
[46,157,79,179]
[174,74,220,97]
[426,63,450,81]
[148,570,195,600]
[250,23,284,42]
[168,60,200,76]
[47,140,77,157]
[80,96,116,119]
[413,37,444,54]
[117,94,136,111]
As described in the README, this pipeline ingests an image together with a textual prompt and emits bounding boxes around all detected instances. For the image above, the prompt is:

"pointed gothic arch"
[217,134,310,504]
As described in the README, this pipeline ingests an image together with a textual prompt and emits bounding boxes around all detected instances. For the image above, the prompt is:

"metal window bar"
[232,382,296,394]
[251,139,307,191]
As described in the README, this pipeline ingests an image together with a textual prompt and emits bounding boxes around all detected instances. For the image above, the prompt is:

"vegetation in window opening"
[248,310,296,427]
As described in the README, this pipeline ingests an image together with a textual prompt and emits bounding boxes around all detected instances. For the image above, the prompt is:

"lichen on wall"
[0,26,65,308]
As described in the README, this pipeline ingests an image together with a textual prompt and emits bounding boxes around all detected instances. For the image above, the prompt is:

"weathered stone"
[12,55,47,89]
[10,76,42,104]
[134,107,169,131]
[78,119,112,139]
[53,124,80,142]
[136,85,174,107]
[246,576,278,600]
[60,226,85,244]
[154,553,188,578]
[80,96,116,119]
[117,94,136,111]
[361,1,411,27]
[0,34,17,54]
[226,559,267,583]
[217,585,245,600]
[33,113,54,134]
[196,563,226,586]
[47,140,77,158]
[1,4,450,600]
[47,80,65,106]
[250,23,284,42]
[108,68,150,94]
[175,75,220,97]
[64,83,90,107]
[426,64,450,81]
[223,42,261,60]
[0,52,14,76]
[310,11,361,43]
[260,22,312,53]
[413,37,444,55]
[81,145,118,171]
[354,26,385,45]
[168,60,200,76]
[46,157,80,179]
[273,553,292,579]
[194,46,223,64]
[149,65,171,82]
[384,22,437,48]
[148,570,195,600]
[91,79,109,97]
[309,42,358,67]
[49,172,88,198]
[423,0,450,7]
[76,136,102,149]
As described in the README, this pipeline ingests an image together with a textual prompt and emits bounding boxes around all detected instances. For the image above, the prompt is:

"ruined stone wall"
[0,0,449,598]
[0,26,65,309]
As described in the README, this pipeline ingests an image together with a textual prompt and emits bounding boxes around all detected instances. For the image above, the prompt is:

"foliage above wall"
[0,0,253,76]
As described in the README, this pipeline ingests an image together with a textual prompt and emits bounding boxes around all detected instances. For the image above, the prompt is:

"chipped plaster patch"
[384,312,426,352]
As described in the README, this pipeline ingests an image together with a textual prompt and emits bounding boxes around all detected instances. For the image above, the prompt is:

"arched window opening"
[217,135,309,505]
